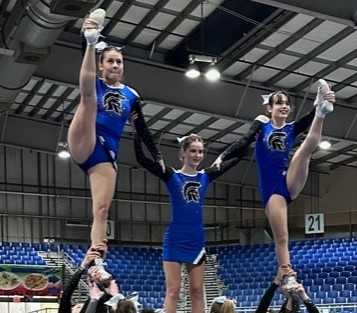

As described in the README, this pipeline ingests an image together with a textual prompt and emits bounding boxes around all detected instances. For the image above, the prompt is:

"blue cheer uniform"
[78,78,161,172]
[220,110,316,207]
[134,137,240,264]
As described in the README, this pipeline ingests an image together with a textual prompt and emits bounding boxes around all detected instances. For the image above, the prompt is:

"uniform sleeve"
[220,117,264,161]
[134,136,172,182]
[59,267,85,313]
[255,283,278,313]
[132,97,162,162]
[85,299,99,313]
[294,108,315,136]
[205,157,240,182]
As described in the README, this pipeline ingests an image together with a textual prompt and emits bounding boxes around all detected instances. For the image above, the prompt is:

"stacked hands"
[80,243,140,311]
[274,267,310,303]
[80,242,113,288]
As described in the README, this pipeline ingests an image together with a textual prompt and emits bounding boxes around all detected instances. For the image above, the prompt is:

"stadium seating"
[214,237,357,306]
[0,242,46,265]
[3,237,357,309]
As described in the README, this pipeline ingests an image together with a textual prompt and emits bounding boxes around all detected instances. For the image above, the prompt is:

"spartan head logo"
[104,91,126,115]
[268,131,287,151]
[182,181,201,203]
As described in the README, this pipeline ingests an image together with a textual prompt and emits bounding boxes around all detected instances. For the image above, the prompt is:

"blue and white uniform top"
[95,78,139,139]
[134,137,240,264]
[220,110,316,206]
[255,116,297,178]
[78,78,161,172]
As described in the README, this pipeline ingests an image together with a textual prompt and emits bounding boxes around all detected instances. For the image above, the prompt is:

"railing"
[28,309,58,313]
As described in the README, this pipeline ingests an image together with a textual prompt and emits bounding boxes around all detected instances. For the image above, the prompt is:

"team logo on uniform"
[182,181,201,203]
[104,91,126,115]
[268,131,287,151]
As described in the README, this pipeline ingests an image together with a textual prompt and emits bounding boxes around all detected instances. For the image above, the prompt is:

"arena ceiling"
[1,0,357,172]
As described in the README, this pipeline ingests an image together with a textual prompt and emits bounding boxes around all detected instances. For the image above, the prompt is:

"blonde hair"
[210,300,235,313]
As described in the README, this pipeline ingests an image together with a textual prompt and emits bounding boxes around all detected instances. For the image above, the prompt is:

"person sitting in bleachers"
[210,296,235,313]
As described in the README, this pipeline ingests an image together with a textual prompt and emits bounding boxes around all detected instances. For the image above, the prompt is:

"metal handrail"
[27,309,58,313]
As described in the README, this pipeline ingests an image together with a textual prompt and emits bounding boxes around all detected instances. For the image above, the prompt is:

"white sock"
[83,9,106,46]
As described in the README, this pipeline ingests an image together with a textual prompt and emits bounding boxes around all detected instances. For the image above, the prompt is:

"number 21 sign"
[305,213,325,234]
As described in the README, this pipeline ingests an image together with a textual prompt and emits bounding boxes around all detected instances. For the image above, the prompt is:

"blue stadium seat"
[325,277,335,285]
[340,290,351,298]
[335,297,347,304]
[336,277,347,284]
[349,296,357,303]
[345,283,355,291]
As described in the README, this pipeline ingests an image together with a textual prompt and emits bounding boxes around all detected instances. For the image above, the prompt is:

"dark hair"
[99,46,123,64]
[279,298,299,313]
[265,90,293,117]
[268,91,291,107]
[115,300,137,313]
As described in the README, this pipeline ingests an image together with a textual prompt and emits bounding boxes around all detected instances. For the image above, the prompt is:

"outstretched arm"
[59,267,86,313]
[134,136,172,182]
[205,157,240,182]
[255,283,278,313]
[132,98,162,163]
[212,116,263,168]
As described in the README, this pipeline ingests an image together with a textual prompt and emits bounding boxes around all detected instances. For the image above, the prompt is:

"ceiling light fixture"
[319,140,331,150]
[57,142,71,159]
[205,65,221,82]
[185,63,200,79]
[185,54,220,81]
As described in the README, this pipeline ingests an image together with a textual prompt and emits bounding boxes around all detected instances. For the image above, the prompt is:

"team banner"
[0,265,62,296]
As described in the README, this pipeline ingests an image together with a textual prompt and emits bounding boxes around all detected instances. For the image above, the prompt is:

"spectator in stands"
[210,296,235,313]
[58,243,107,313]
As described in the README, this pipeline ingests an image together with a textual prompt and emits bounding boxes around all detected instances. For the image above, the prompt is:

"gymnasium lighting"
[185,54,221,81]
[205,65,221,82]
[185,64,200,79]
[319,140,331,150]
[57,142,71,159]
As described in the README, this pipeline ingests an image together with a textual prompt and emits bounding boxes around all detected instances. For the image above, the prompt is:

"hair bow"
[261,93,274,105]
[105,292,141,312]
